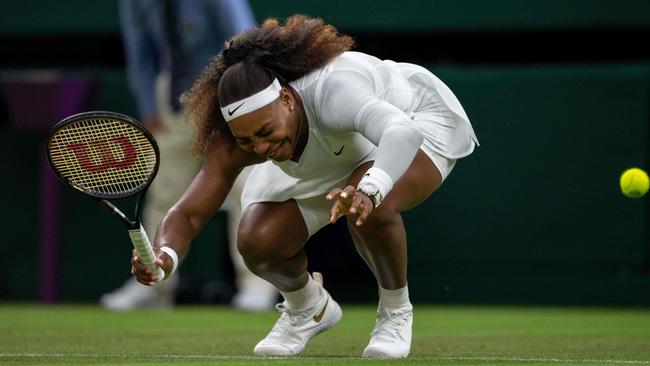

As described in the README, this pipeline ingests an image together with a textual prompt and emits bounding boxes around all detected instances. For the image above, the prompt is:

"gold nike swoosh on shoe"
[313,298,329,322]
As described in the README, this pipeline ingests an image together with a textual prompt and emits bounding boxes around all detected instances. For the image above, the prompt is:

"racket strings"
[75,119,155,192]
[51,120,151,193]
[53,119,155,191]
[51,121,154,195]
[48,118,157,197]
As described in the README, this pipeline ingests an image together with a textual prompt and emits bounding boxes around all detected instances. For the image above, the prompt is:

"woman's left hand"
[326,185,374,226]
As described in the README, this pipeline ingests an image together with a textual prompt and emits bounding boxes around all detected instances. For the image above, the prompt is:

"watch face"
[371,191,381,207]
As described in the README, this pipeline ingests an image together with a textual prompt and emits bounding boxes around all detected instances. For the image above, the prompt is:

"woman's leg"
[224,167,278,310]
[346,149,442,289]
[239,200,343,356]
[343,149,443,359]
[237,200,310,292]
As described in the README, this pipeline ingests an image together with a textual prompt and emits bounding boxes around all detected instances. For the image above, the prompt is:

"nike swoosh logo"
[228,102,245,116]
[313,298,329,323]
[334,145,344,156]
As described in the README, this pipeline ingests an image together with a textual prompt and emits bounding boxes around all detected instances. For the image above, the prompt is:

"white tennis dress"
[241,51,479,235]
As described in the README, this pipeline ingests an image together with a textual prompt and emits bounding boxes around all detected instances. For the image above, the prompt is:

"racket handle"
[128,225,165,282]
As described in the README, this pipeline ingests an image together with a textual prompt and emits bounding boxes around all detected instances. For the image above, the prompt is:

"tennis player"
[132,15,478,358]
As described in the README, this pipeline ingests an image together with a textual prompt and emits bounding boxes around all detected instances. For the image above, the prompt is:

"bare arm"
[154,160,234,258]
[156,136,262,257]
[132,132,263,284]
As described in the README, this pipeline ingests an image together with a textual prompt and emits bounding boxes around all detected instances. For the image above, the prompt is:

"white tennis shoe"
[253,279,342,356]
[362,305,413,359]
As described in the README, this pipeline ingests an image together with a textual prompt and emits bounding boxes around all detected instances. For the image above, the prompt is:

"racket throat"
[99,199,139,229]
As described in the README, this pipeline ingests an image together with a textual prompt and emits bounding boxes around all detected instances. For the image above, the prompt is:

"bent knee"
[349,205,401,233]
[237,223,279,263]
[236,201,308,265]
[237,217,307,265]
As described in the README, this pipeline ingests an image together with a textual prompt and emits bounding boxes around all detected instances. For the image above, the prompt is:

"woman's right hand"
[131,248,171,286]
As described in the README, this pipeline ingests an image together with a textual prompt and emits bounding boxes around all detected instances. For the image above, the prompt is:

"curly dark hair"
[181,14,354,155]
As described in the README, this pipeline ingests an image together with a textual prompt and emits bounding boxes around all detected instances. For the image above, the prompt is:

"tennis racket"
[47,111,165,281]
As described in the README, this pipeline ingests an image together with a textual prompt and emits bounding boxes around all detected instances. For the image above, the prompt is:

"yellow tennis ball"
[620,168,649,198]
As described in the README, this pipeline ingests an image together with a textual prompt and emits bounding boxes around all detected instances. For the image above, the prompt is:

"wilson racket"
[47,111,164,281]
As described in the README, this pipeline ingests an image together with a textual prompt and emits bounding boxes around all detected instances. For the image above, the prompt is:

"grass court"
[1,304,649,365]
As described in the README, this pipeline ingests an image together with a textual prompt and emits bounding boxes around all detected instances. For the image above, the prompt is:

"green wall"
[407,64,650,305]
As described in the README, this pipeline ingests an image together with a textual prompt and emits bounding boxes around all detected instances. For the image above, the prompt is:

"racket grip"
[128,225,165,282]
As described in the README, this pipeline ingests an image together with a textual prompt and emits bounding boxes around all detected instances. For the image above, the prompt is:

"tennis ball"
[620,168,649,198]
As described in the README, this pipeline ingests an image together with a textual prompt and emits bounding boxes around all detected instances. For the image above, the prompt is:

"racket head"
[47,111,160,199]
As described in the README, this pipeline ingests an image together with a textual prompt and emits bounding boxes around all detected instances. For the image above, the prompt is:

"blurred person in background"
[100,0,278,312]
[131,15,478,358]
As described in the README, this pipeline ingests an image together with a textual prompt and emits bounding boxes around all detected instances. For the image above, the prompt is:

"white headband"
[220,79,281,122]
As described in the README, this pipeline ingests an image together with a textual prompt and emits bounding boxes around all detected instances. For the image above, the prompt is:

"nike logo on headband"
[228,102,246,116]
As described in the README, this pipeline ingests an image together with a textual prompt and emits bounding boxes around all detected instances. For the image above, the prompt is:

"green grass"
[1,305,649,365]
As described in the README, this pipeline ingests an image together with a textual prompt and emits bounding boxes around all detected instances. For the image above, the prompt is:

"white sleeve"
[318,70,423,195]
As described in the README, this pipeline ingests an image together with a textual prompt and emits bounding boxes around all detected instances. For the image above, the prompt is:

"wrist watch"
[357,187,382,208]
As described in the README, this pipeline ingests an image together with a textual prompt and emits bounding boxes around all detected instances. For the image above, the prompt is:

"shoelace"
[266,303,313,340]
[371,307,412,341]
[277,303,313,326]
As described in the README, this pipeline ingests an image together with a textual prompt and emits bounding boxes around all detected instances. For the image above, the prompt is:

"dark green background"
[1,0,649,305]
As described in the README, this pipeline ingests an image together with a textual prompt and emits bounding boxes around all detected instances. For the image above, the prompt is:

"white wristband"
[159,246,179,278]
[357,167,394,207]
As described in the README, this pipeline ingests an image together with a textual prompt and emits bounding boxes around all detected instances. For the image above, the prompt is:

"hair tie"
[222,45,271,66]
[245,49,272,64]
[222,43,249,65]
